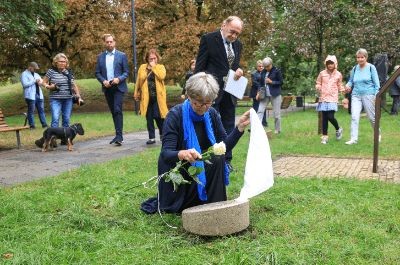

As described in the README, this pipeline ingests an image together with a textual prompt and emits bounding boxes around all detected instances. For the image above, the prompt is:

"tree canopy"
[1,0,399,90]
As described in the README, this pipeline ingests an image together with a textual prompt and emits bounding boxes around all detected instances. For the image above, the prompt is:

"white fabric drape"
[237,108,274,202]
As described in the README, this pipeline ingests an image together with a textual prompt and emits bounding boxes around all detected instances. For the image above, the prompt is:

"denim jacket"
[20,69,44,100]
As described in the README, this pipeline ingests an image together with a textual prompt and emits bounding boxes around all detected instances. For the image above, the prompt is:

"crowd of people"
[19,15,399,214]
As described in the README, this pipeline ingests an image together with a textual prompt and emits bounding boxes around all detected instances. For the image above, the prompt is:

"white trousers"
[350,94,376,141]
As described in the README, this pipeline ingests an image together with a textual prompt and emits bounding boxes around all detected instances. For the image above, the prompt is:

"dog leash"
[70,125,77,135]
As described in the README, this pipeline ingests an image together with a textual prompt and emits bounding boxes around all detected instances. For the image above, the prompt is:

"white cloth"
[237,108,274,202]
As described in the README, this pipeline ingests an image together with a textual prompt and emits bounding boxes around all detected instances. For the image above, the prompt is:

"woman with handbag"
[42,53,82,129]
[344,48,380,145]
[256,57,283,133]
[134,48,168,144]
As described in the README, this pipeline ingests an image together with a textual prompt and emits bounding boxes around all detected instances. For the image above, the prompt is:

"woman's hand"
[178,149,202,163]
[237,110,251,132]
[344,85,352,93]
[46,83,57,90]
[255,92,260,101]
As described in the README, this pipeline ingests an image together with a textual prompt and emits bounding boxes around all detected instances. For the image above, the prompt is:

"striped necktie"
[226,41,235,68]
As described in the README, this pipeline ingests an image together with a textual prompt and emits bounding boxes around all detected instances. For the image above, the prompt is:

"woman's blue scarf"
[182,99,230,201]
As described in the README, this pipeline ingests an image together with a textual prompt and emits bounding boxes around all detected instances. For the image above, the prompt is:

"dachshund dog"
[35,123,85,152]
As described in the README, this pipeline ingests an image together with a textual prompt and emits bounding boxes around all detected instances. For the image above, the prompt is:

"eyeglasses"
[191,99,213,108]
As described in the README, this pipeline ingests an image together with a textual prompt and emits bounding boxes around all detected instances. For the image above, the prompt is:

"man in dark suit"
[95,34,129,146]
[195,16,244,169]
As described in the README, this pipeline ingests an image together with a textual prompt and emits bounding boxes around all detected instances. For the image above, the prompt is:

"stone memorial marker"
[182,199,249,236]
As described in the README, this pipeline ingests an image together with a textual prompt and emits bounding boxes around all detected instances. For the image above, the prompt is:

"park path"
[1,130,399,186]
[1,104,398,186]
[0,131,154,186]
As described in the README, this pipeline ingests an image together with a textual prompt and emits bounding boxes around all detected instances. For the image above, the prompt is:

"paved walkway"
[274,156,400,184]
[0,131,159,186]
[1,129,399,186]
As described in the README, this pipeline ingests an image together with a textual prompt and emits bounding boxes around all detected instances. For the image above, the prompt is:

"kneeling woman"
[142,72,250,214]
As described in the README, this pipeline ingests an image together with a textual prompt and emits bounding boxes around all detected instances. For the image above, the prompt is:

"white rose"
[213,142,226,155]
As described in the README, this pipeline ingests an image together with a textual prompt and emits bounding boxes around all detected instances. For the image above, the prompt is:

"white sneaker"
[336,127,343,140]
[321,136,328,144]
[345,139,357,145]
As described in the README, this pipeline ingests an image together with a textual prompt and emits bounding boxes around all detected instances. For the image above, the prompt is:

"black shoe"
[42,124,48,128]
[115,140,123,146]
[109,138,117,144]
[226,161,234,173]
[146,139,156,145]
[30,126,36,130]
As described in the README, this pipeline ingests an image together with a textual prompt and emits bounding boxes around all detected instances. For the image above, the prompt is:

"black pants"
[104,88,124,140]
[213,91,235,161]
[391,95,400,114]
[321,110,339,135]
[146,100,164,139]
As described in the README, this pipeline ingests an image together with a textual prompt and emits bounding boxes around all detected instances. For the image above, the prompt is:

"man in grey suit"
[95,34,129,146]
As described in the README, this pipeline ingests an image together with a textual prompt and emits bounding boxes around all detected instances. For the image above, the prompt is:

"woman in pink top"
[315,55,344,144]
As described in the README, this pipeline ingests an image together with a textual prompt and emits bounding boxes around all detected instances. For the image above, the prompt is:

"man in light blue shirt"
[20,62,48,129]
[95,34,129,146]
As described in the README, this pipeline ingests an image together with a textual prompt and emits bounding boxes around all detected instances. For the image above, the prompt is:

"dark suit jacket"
[195,30,242,104]
[250,70,262,98]
[260,66,283,97]
[95,50,129,93]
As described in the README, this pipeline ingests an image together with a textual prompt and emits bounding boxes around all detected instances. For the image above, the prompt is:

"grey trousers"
[257,95,282,132]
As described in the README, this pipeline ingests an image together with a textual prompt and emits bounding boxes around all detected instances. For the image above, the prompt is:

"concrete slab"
[182,199,249,236]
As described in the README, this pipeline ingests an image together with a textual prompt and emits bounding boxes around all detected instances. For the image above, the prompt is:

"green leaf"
[195,167,204,174]
[188,166,197,176]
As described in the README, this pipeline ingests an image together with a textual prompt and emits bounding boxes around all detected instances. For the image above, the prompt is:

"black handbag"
[258,86,266,100]
[61,69,84,106]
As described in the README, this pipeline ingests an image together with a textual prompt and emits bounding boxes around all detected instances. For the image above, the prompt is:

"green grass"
[269,108,400,159]
[1,136,399,264]
[1,90,399,263]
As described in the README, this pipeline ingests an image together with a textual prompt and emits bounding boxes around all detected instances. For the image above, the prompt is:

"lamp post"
[195,0,203,21]
[131,0,138,114]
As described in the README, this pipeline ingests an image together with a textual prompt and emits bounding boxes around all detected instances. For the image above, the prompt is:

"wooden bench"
[0,109,29,149]
[237,96,253,107]
[265,95,294,113]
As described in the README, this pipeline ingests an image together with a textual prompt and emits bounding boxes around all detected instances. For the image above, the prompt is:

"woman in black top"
[141,72,250,214]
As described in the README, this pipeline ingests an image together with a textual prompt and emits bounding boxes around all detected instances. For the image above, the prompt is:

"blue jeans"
[25,96,47,128]
[50,98,73,128]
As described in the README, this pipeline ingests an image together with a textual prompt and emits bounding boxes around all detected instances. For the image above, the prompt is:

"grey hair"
[52,53,69,68]
[356,48,368,58]
[262,57,273,67]
[185,72,219,101]
[223,16,243,27]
